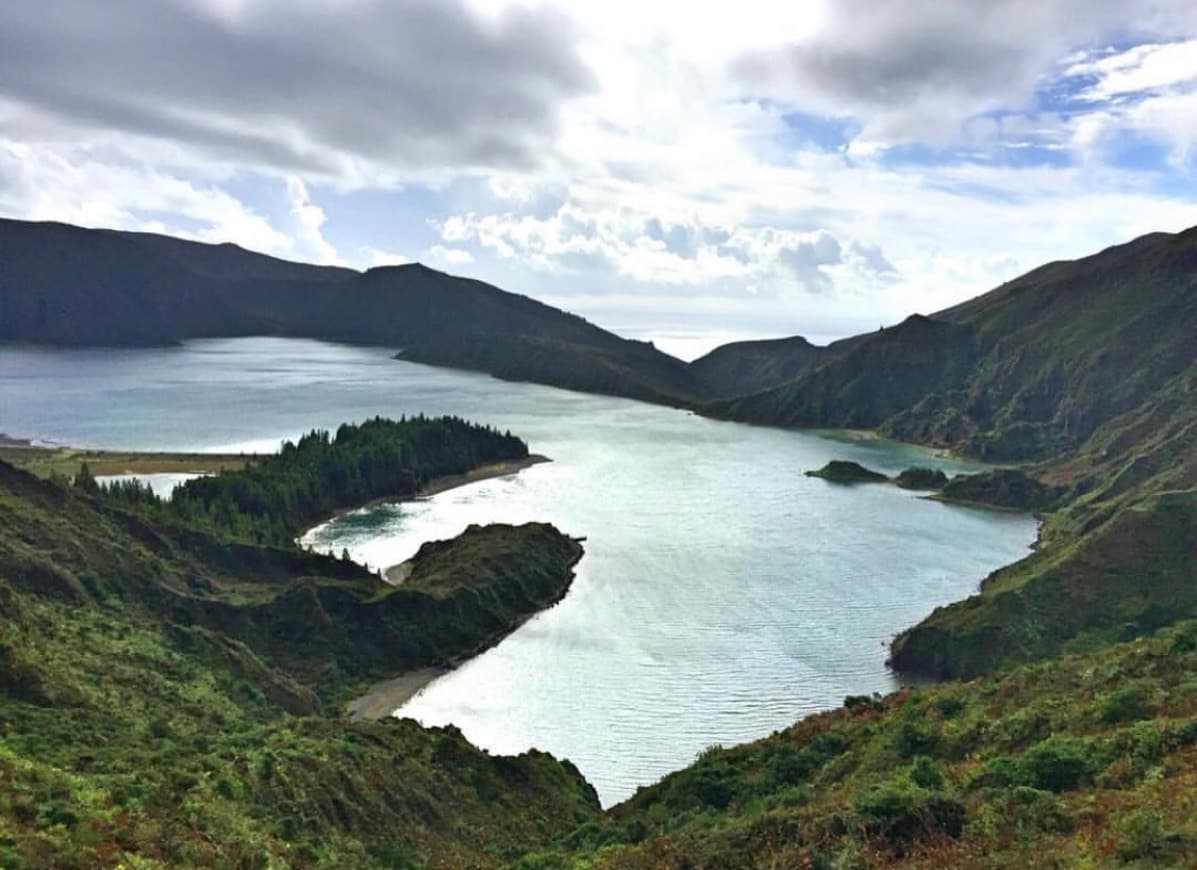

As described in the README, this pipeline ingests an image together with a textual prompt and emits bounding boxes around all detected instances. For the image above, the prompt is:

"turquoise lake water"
[0,337,1038,805]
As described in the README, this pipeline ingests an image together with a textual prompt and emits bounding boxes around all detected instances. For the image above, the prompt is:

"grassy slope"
[890,361,1197,679]
[702,230,1197,683]
[707,315,980,431]
[537,622,1197,868]
[708,228,1197,463]
[0,462,599,868]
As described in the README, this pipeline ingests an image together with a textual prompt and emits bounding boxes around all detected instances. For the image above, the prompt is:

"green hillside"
[0,459,597,868]
[708,228,1197,464]
[536,622,1197,868]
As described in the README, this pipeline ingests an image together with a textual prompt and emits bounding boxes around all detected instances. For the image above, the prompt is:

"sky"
[2,1,1197,358]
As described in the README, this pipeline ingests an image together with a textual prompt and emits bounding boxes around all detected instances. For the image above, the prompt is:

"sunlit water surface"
[1,338,1037,805]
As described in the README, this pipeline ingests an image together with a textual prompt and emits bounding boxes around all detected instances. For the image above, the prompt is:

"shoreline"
[344,667,449,720]
[301,453,551,539]
[346,540,584,721]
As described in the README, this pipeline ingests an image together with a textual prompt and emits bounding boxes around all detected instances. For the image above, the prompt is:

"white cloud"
[0,137,292,254]
[427,244,475,264]
[3,2,1197,341]
[285,175,343,265]
[365,247,412,268]
[1068,40,1197,100]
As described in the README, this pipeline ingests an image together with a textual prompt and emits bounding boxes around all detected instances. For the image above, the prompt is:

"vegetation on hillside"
[397,333,700,406]
[709,230,1197,465]
[533,621,1197,868]
[0,459,596,867]
[91,415,527,546]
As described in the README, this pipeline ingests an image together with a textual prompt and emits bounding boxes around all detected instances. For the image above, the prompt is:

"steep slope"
[325,265,703,400]
[538,622,1197,868]
[891,362,1197,679]
[707,227,1197,462]
[710,315,981,430]
[0,460,599,867]
[0,219,245,344]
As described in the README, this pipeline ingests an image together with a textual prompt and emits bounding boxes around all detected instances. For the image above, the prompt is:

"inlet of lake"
[0,337,1038,805]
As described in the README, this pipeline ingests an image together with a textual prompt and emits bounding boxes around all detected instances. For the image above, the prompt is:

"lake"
[0,337,1038,805]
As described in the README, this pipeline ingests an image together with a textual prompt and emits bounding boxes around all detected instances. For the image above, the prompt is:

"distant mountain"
[398,333,701,406]
[0,219,350,345]
[688,335,834,398]
[706,228,1197,462]
[0,218,701,402]
[5,217,1195,434]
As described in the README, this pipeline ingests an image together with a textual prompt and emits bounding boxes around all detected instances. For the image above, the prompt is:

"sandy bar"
[303,453,551,537]
[344,667,448,720]
[413,453,551,498]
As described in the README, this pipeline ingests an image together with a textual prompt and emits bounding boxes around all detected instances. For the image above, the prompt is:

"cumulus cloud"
[433,204,898,299]
[1067,40,1197,100]
[3,0,1197,342]
[0,138,292,253]
[285,176,343,265]
[732,0,1197,146]
[0,0,594,184]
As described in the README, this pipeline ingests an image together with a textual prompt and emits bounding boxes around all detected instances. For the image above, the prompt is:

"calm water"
[0,337,1037,805]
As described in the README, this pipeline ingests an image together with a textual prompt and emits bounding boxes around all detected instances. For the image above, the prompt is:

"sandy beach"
[412,453,551,498]
[371,454,551,582]
[302,453,551,537]
[344,667,448,720]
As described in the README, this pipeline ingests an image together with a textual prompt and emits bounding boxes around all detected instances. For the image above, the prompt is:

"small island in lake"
[805,460,890,483]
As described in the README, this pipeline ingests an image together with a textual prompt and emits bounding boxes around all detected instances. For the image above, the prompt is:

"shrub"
[1021,737,1091,793]
[853,781,965,843]
[1005,787,1073,834]
[934,696,966,718]
[971,755,1022,789]
[891,719,937,758]
[765,746,817,787]
[682,763,737,810]
[908,757,943,790]
[1097,685,1153,724]
[1115,810,1169,862]
[844,693,882,712]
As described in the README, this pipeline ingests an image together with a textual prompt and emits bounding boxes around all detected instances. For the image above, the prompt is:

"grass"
[0,444,252,478]
[0,461,599,868]
[532,621,1197,868]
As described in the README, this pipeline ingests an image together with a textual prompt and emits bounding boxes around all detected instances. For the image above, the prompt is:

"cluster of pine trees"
[87,415,527,545]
